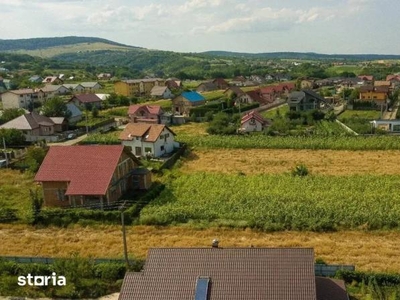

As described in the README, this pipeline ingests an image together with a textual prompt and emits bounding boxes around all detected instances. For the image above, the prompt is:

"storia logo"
[18,273,66,286]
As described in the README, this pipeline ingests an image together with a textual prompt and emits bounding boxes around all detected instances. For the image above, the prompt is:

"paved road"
[47,134,88,146]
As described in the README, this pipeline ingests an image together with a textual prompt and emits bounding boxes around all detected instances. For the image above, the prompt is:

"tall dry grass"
[0,224,400,273]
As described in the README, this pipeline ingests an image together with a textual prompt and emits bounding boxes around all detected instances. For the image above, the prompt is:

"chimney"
[211,239,219,248]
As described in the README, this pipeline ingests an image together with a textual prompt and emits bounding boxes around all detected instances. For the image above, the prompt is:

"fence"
[315,264,355,277]
[159,144,187,170]
[255,99,287,114]
[0,256,354,277]
[0,256,134,265]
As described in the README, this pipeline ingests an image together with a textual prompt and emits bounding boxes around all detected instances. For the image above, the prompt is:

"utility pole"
[85,110,89,134]
[119,201,130,268]
[3,137,8,168]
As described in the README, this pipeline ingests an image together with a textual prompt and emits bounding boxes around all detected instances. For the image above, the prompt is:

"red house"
[35,145,151,208]
[128,105,164,124]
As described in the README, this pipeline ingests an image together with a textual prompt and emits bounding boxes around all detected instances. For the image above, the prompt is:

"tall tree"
[41,97,71,118]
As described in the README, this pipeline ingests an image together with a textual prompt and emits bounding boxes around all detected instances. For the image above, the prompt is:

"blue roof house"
[172,91,206,116]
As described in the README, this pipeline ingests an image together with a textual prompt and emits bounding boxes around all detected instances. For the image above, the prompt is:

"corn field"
[177,134,400,150]
[140,173,400,231]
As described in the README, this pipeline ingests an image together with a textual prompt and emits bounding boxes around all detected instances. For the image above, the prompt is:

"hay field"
[0,224,399,273]
[181,148,400,175]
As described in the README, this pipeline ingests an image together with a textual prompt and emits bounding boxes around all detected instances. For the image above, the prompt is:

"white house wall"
[122,128,176,158]
[241,119,263,132]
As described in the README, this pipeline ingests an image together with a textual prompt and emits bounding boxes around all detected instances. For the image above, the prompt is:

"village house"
[81,82,102,92]
[128,105,164,124]
[38,85,70,101]
[165,78,182,90]
[288,89,329,111]
[196,81,218,93]
[239,110,270,133]
[212,78,229,90]
[1,89,38,109]
[359,85,389,107]
[150,86,173,99]
[114,78,164,97]
[42,76,63,85]
[357,75,374,84]
[63,83,85,93]
[66,103,83,124]
[70,94,102,109]
[370,119,400,132]
[97,73,112,80]
[223,86,245,99]
[29,75,43,83]
[0,111,65,142]
[172,91,205,116]
[119,123,177,158]
[35,145,151,208]
[118,247,348,300]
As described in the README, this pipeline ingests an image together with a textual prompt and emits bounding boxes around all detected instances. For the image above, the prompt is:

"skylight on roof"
[195,277,210,300]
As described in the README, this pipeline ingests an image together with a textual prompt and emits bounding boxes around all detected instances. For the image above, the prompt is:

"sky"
[0,0,399,55]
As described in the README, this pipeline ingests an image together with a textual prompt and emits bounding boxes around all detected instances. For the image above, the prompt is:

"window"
[145,147,152,153]
[160,145,165,151]
[56,189,66,201]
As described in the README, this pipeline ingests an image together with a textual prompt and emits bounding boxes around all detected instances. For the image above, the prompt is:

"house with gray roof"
[81,82,102,92]
[63,83,85,93]
[119,247,348,300]
[66,103,83,124]
[288,89,330,112]
[0,111,64,142]
[150,86,173,99]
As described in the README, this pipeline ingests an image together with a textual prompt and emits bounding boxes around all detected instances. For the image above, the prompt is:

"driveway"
[47,134,88,146]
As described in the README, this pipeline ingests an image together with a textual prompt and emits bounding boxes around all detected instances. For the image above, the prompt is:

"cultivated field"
[0,224,400,273]
[181,149,400,175]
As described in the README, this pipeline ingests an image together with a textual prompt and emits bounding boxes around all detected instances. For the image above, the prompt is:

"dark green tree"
[0,108,25,125]
[42,97,71,118]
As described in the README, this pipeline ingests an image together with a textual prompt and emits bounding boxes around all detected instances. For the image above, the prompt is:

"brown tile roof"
[71,94,101,104]
[246,90,267,104]
[359,85,389,93]
[35,145,138,196]
[119,247,320,300]
[119,123,175,143]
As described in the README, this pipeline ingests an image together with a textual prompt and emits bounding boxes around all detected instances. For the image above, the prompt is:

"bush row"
[34,183,165,227]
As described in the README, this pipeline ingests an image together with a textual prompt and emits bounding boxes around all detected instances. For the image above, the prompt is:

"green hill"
[0,36,140,58]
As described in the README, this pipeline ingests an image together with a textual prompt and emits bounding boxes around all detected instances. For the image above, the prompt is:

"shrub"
[291,164,309,177]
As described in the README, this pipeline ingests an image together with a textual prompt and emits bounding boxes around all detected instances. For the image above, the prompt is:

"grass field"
[261,104,289,119]
[8,42,133,58]
[180,149,400,175]
[325,65,363,76]
[1,224,400,273]
[0,169,37,222]
[338,110,382,120]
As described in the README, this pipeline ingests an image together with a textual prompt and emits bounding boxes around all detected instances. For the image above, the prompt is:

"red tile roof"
[119,123,175,143]
[241,110,268,125]
[119,248,337,300]
[128,105,162,116]
[35,145,129,196]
